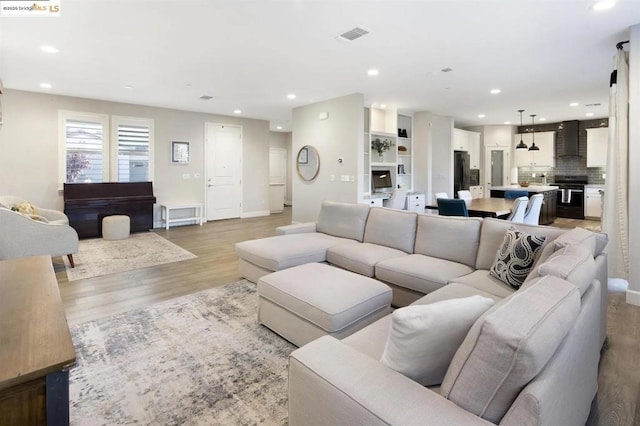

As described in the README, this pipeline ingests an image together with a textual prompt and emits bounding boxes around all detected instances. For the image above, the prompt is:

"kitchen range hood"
[558,120,581,157]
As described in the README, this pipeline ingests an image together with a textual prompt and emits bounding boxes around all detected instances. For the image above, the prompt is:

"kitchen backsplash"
[517,118,607,185]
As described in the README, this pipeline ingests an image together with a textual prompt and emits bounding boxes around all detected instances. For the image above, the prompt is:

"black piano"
[64,182,157,239]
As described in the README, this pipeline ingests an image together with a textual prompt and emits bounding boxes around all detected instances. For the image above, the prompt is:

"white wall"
[0,89,270,222]
[627,24,640,304]
[291,93,363,223]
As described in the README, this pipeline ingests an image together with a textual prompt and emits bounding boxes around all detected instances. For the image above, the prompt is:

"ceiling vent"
[199,95,213,100]
[337,27,369,42]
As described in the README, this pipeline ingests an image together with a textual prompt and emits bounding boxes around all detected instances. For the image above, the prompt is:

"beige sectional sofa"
[235,200,608,425]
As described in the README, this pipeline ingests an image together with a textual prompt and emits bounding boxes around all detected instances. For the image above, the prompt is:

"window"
[112,116,154,182]
[59,111,154,186]
[59,111,109,185]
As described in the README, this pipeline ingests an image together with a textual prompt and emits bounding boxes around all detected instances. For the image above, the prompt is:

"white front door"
[205,123,242,221]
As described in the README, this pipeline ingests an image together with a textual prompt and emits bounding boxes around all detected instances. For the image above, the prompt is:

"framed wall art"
[171,140,190,164]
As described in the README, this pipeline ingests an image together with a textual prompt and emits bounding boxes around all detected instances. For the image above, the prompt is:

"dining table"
[426,197,515,218]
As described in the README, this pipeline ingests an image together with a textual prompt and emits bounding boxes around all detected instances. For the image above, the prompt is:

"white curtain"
[603,49,629,279]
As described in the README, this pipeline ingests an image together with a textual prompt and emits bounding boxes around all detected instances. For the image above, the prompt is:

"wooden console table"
[0,256,76,426]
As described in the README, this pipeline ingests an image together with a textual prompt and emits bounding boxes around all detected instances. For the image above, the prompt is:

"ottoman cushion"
[102,215,130,240]
[258,263,392,348]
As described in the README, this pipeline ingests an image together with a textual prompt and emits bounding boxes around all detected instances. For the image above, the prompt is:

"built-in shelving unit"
[361,107,413,199]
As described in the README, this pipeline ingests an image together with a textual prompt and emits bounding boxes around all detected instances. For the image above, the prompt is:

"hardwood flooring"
[54,208,637,425]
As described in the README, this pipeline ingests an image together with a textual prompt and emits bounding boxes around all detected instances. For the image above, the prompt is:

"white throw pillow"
[380,296,495,386]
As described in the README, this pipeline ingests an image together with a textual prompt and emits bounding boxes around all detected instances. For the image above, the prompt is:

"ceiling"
[1,1,638,131]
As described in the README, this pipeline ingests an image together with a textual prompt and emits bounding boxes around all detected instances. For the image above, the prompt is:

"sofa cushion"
[236,233,356,271]
[343,283,502,361]
[316,200,370,242]
[450,270,516,299]
[441,275,581,424]
[522,239,559,283]
[327,242,408,277]
[475,218,565,270]
[552,227,597,256]
[536,244,596,295]
[363,208,417,254]
[414,215,482,268]
[381,296,494,386]
[375,254,474,295]
[489,228,546,289]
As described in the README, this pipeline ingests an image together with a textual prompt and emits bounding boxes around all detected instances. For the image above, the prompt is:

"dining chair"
[505,196,529,223]
[437,198,469,217]
[383,189,408,210]
[457,190,473,207]
[522,193,544,225]
[504,190,529,199]
[433,192,448,203]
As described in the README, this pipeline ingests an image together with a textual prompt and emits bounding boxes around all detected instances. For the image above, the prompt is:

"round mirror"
[296,145,320,181]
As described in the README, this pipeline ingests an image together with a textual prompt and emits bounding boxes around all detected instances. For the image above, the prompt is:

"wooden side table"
[0,256,76,426]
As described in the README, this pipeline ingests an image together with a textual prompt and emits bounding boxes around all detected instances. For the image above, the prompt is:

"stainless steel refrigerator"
[454,150,470,196]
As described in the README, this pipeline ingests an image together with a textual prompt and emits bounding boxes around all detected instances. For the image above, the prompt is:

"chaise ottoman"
[257,263,392,347]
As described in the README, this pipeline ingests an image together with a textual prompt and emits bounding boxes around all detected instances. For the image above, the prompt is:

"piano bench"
[102,215,130,241]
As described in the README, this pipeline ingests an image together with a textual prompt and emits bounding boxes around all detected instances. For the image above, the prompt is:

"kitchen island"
[490,185,559,225]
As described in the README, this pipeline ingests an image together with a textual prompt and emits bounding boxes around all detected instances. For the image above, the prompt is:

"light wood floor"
[54,209,636,425]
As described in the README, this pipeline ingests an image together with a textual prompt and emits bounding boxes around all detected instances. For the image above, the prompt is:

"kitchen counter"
[490,185,559,192]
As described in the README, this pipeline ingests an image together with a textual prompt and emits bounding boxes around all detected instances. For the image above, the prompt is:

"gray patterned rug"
[69,280,295,425]
[65,232,197,281]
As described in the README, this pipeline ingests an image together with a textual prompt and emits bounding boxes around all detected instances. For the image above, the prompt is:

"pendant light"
[516,109,528,150]
[528,114,540,151]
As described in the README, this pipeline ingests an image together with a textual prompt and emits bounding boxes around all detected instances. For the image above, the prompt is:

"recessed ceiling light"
[478,114,486,118]
[490,89,501,94]
[367,69,379,76]
[40,45,59,54]
[586,112,595,117]
[539,117,547,121]
[39,82,52,89]
[569,102,579,107]
[380,104,386,109]
[123,85,134,89]
[276,126,283,130]
[504,121,511,125]
[234,109,242,114]
[287,94,296,99]
[593,0,616,11]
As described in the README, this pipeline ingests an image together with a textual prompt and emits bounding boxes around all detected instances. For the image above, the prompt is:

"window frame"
[58,110,110,188]
[110,115,155,183]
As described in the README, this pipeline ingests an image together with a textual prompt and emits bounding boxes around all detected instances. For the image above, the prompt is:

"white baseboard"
[626,288,640,306]
[241,210,270,219]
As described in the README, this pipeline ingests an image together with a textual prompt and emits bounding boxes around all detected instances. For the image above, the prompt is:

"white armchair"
[0,196,69,225]
[0,207,79,267]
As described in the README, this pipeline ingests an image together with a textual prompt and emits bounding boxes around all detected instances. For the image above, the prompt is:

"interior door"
[269,148,286,213]
[485,146,510,197]
[205,123,242,220]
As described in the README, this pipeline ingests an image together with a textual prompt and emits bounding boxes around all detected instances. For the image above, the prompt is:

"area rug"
[69,280,295,425]
[65,232,197,281]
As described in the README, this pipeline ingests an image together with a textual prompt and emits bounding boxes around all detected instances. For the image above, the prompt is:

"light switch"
[330,175,335,182]
[193,173,200,178]
[341,175,350,182]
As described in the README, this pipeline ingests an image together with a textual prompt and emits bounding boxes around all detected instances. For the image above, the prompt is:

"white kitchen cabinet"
[514,131,555,167]
[586,127,608,167]
[585,186,604,219]
[469,185,484,199]
[453,129,470,152]
[453,129,480,169]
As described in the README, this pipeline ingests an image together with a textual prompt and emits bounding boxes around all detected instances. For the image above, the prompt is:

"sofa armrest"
[289,336,492,426]
[276,222,316,235]
[36,207,69,224]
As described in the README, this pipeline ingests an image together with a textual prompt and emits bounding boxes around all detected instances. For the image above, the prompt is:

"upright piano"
[64,182,157,239]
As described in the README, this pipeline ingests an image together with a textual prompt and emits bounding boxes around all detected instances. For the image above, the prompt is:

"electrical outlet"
[193,173,200,178]
[350,175,355,182]
[341,175,350,182]
[531,172,536,178]
[330,175,335,182]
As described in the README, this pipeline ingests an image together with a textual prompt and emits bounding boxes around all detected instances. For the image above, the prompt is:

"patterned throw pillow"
[490,227,546,289]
